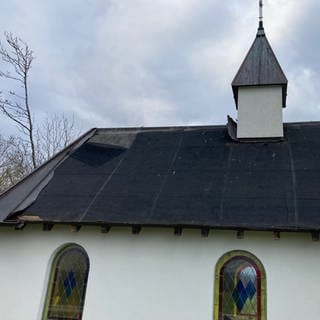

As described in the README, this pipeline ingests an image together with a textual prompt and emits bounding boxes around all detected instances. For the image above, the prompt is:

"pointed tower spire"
[231,1,288,139]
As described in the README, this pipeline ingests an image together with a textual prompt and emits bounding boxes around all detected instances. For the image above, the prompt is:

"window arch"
[214,250,266,320]
[42,244,90,320]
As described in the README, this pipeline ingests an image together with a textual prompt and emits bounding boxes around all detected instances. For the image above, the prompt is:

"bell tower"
[232,0,288,139]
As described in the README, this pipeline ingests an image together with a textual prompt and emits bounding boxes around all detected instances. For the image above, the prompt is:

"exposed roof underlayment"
[0,128,96,222]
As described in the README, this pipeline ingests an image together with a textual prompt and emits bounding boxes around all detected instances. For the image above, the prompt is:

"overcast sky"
[0,0,319,135]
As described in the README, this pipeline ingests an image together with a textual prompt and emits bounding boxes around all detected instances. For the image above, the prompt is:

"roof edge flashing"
[1,128,97,222]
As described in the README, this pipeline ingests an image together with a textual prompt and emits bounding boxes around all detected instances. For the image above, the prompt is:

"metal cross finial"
[259,0,264,28]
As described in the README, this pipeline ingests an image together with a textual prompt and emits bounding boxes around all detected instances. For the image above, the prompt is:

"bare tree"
[0,135,30,191]
[0,115,78,192]
[0,33,78,192]
[36,113,76,164]
[0,32,36,168]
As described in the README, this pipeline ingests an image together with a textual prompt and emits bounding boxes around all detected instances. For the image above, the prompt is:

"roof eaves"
[14,219,320,233]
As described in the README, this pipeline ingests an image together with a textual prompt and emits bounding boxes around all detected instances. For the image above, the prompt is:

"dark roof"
[2,122,320,232]
[232,26,288,108]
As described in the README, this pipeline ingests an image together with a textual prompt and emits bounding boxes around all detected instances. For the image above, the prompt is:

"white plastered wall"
[0,225,318,320]
[237,86,283,138]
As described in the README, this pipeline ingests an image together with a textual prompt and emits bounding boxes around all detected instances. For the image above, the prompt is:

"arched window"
[214,250,266,320]
[43,244,90,320]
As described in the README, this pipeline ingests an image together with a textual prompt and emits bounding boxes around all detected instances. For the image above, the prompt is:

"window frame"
[42,243,90,320]
[214,250,266,320]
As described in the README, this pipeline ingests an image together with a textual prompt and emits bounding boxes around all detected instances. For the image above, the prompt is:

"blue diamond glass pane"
[246,280,256,300]
[63,270,77,297]
[232,280,247,311]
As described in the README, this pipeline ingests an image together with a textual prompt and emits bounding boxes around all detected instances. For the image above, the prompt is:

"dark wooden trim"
[312,232,320,241]
[273,231,281,240]
[201,227,210,237]
[236,230,244,239]
[132,225,141,235]
[174,226,183,236]
[101,225,111,233]
[43,223,54,231]
[70,225,81,232]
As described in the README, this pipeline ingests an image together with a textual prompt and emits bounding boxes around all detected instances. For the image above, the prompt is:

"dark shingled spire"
[232,12,288,109]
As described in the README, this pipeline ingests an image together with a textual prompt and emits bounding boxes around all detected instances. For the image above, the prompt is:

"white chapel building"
[0,5,319,320]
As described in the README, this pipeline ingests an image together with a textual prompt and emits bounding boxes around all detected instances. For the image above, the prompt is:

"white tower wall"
[237,86,283,139]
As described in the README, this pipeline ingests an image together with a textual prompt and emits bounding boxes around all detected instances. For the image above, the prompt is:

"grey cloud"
[0,0,319,136]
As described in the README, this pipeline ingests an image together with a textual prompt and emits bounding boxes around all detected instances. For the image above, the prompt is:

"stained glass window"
[43,244,90,320]
[214,251,266,320]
